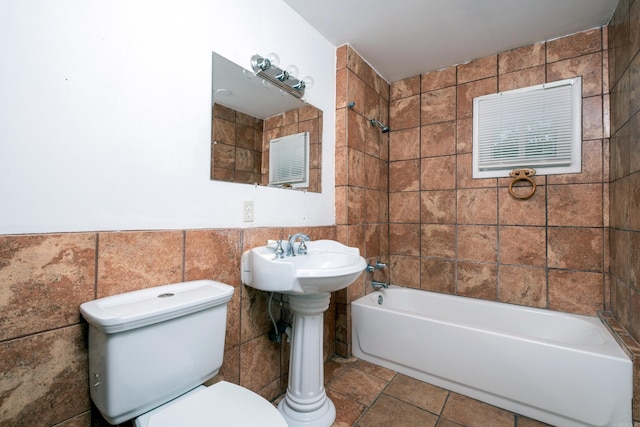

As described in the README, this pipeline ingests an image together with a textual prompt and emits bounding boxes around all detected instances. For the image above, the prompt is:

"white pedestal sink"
[241,240,366,427]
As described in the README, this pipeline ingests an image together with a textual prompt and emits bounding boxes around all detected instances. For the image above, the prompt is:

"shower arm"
[369,119,390,133]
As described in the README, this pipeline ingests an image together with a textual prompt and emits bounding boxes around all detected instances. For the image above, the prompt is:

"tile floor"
[317,356,551,427]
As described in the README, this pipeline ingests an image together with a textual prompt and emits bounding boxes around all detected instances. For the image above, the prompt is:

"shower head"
[370,119,390,133]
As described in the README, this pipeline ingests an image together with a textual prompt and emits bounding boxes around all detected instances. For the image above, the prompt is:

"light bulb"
[285,65,299,79]
[266,53,280,68]
[301,76,314,90]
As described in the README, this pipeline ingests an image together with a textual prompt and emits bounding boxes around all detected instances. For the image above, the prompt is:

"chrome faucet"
[287,233,310,256]
[371,280,388,290]
[274,239,285,258]
[367,260,389,290]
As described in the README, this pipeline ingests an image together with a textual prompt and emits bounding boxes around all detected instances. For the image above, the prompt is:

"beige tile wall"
[609,0,640,344]
[608,0,640,420]
[334,45,391,357]
[0,226,336,426]
[387,28,609,316]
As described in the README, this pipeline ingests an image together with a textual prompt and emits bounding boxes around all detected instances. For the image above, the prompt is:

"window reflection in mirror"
[211,52,322,192]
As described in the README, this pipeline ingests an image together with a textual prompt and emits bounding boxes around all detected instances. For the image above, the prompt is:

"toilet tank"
[80,280,234,425]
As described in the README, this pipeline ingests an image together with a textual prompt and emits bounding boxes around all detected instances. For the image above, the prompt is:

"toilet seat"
[134,381,288,427]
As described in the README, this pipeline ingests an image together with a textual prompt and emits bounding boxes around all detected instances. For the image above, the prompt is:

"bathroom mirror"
[211,52,322,192]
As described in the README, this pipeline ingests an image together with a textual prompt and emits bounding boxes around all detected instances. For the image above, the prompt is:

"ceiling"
[284,0,618,83]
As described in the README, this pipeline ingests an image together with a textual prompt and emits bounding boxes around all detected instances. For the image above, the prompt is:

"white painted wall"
[0,0,336,234]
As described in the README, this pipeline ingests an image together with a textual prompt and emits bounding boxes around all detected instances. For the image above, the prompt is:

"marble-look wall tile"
[386,27,608,320]
[548,227,604,271]
[498,65,546,91]
[421,87,456,124]
[498,185,547,226]
[456,188,497,225]
[547,52,603,97]
[0,325,89,426]
[421,121,456,157]
[184,228,242,286]
[421,190,457,224]
[457,55,497,84]
[390,75,420,100]
[389,128,420,161]
[390,255,421,289]
[421,66,456,92]
[547,184,603,227]
[97,231,183,297]
[499,42,545,74]
[547,28,602,62]
[420,156,456,190]
[420,258,456,294]
[457,225,497,263]
[607,6,640,399]
[239,334,281,395]
[548,270,604,315]
[456,262,498,300]
[389,223,420,257]
[1,225,338,425]
[0,233,96,341]
[499,226,547,267]
[388,192,420,223]
[390,95,420,130]
[420,224,456,259]
[389,159,419,192]
[498,265,547,307]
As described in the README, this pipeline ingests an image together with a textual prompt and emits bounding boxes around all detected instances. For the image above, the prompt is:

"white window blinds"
[472,77,582,178]
[269,131,309,187]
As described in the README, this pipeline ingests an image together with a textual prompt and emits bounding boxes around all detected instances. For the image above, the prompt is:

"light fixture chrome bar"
[250,53,310,99]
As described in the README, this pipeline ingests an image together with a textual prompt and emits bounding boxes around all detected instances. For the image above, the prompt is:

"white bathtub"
[352,286,632,427]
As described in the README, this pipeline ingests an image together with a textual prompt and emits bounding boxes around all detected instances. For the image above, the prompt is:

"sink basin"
[241,239,367,294]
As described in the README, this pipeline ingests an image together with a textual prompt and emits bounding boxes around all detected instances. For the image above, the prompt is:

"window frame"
[472,77,582,179]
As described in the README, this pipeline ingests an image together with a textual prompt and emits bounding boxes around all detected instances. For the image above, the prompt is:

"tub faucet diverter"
[366,261,386,272]
[366,260,388,290]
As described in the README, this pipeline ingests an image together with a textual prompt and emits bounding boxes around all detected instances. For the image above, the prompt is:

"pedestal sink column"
[278,293,335,427]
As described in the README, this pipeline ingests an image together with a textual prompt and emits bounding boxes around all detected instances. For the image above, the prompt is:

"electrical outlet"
[243,201,254,222]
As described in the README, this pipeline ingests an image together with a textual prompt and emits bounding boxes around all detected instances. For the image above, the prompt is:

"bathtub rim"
[351,285,633,427]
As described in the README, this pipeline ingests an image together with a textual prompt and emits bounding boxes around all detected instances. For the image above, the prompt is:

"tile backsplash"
[0,226,336,426]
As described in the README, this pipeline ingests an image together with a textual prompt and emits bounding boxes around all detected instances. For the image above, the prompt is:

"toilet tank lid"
[80,280,234,334]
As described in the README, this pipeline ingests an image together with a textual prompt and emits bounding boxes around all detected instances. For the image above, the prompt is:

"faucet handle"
[275,239,285,258]
[298,239,308,255]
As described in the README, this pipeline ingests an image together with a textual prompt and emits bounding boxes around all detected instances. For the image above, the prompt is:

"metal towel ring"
[508,168,537,200]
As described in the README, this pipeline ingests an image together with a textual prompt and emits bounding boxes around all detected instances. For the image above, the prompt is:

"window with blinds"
[269,131,309,188]
[472,77,582,178]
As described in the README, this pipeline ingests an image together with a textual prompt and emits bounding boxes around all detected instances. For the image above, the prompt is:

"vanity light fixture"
[250,53,313,98]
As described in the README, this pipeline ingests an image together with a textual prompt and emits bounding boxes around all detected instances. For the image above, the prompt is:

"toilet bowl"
[134,382,287,427]
[80,280,287,426]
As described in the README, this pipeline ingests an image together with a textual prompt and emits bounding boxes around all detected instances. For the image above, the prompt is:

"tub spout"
[372,280,388,290]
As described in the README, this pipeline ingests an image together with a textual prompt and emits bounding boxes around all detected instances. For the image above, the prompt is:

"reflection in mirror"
[211,52,322,192]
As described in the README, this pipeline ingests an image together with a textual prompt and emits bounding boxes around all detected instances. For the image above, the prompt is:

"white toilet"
[80,280,288,427]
